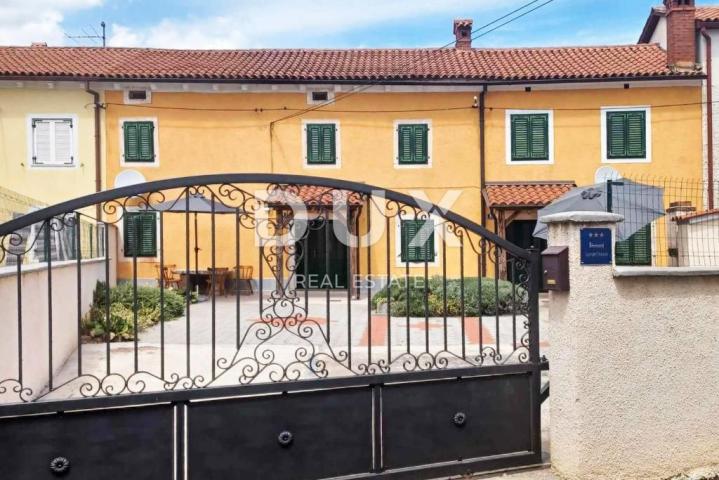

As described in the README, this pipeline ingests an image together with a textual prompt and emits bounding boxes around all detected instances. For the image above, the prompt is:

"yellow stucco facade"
[100,83,703,282]
[0,86,101,207]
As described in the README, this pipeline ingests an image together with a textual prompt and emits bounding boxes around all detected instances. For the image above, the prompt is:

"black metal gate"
[0,174,542,479]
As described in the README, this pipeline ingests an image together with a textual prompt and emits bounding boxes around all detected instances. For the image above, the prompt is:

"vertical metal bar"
[423,250,429,355]
[478,251,483,356]
[385,216,391,364]
[442,226,447,352]
[405,259,410,354]
[495,246,501,356]
[303,231,309,313]
[258,244,263,317]
[104,222,110,375]
[325,213,331,342]
[16,256,23,385]
[46,221,53,391]
[76,213,82,376]
[365,205,371,369]
[185,193,191,378]
[132,214,139,373]
[235,208,240,350]
[460,233,465,360]
[347,214,353,371]
[511,256,517,350]
[528,248,542,457]
[211,195,216,380]
[159,212,165,379]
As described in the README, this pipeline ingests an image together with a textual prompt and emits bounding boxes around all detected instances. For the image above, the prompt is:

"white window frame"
[505,109,555,165]
[120,117,160,168]
[600,106,652,164]
[302,120,341,169]
[394,216,441,268]
[120,208,160,261]
[393,119,432,169]
[26,114,79,168]
[123,88,152,105]
[306,89,334,105]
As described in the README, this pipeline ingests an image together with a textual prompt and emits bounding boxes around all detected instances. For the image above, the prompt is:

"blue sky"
[1,0,715,49]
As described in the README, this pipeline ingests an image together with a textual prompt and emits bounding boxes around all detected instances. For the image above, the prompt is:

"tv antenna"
[65,21,106,47]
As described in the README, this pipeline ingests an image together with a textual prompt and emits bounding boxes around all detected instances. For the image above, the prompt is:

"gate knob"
[49,456,71,475]
[453,411,467,427]
[277,430,294,447]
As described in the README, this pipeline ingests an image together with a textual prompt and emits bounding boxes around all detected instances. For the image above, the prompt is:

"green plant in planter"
[371,276,521,317]
[84,281,185,341]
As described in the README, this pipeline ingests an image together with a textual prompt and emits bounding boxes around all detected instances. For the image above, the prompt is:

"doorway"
[505,219,546,289]
[296,219,349,289]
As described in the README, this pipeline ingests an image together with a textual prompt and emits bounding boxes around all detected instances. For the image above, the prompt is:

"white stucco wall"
[544,212,719,480]
[0,227,116,402]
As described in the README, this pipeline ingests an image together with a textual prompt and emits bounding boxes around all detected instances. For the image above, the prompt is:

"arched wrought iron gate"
[0,174,543,479]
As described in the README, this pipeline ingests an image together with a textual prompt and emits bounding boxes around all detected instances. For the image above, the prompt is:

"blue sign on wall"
[580,228,612,265]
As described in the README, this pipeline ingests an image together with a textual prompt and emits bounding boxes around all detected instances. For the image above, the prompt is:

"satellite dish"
[594,166,621,184]
[114,169,146,188]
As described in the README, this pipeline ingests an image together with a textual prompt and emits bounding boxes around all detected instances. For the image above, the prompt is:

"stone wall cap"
[614,266,719,277]
[540,211,624,224]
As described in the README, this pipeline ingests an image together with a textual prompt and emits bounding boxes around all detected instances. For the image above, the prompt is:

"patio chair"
[233,265,254,295]
[205,267,229,296]
[156,264,182,290]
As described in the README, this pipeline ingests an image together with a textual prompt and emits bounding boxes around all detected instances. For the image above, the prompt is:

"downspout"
[85,81,103,220]
[479,84,488,276]
[701,27,715,209]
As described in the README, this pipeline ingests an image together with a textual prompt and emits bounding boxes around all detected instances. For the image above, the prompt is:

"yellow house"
[0,14,706,284]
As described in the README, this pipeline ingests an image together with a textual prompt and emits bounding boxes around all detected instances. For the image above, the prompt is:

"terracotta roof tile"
[484,182,575,209]
[0,44,699,83]
[696,6,719,21]
[268,185,363,207]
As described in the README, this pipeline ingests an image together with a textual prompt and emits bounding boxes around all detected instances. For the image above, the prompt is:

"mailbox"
[541,246,569,291]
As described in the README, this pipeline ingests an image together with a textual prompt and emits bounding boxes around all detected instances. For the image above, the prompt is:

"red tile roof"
[484,182,575,209]
[673,208,719,224]
[640,6,719,42]
[696,6,719,21]
[0,44,699,83]
[268,185,364,207]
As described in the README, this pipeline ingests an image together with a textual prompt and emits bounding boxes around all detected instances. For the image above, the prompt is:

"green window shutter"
[124,212,157,257]
[607,111,646,159]
[306,123,336,164]
[615,224,651,266]
[400,219,435,263]
[124,121,155,162]
[397,124,429,165]
[511,114,548,161]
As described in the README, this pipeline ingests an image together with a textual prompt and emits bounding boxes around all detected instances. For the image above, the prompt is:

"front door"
[506,219,546,289]
[296,219,349,289]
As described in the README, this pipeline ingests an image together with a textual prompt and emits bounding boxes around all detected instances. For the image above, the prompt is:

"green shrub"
[84,281,185,341]
[371,276,522,317]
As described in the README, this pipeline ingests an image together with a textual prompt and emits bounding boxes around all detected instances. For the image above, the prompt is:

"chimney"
[664,0,697,69]
[453,19,473,49]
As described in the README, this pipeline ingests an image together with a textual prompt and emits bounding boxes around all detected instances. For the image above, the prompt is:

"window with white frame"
[29,117,76,167]
[505,110,554,164]
[601,106,651,163]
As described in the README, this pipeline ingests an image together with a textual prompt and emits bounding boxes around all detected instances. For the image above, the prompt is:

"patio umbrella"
[533,179,665,241]
[149,193,238,275]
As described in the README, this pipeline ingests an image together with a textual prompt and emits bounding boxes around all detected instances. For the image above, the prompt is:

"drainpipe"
[85,81,103,220]
[700,27,715,209]
[479,84,488,275]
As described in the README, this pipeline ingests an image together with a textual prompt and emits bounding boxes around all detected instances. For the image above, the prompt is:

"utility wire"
[268,0,554,126]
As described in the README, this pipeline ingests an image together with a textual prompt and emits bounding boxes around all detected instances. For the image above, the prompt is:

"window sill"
[602,158,651,164]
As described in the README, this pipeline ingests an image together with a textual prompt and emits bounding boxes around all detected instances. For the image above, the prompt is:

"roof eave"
[638,8,663,44]
[0,73,705,85]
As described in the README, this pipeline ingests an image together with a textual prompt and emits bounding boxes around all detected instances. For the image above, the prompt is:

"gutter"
[85,81,103,219]
[701,27,715,209]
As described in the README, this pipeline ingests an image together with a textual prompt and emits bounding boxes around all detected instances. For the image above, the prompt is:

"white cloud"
[108,0,521,49]
[0,0,101,46]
